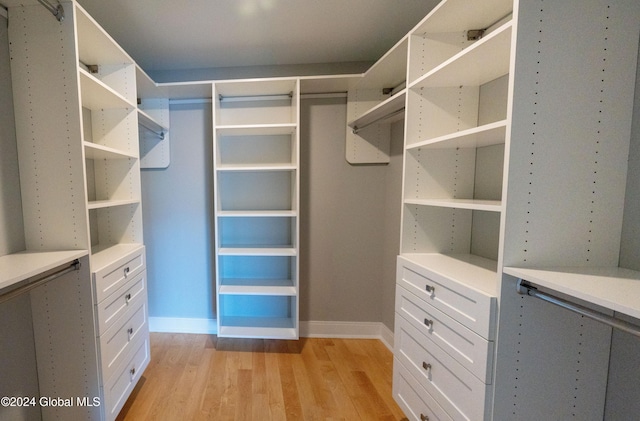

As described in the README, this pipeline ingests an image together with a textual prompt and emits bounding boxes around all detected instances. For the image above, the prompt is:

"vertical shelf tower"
[213,79,301,339]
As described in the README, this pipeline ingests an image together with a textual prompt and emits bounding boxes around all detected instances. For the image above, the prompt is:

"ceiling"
[71,0,439,81]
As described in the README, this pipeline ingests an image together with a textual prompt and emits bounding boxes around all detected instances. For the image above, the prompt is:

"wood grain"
[116,333,406,421]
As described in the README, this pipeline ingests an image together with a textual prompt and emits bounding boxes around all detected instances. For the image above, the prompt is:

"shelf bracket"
[467,29,485,41]
[36,0,64,22]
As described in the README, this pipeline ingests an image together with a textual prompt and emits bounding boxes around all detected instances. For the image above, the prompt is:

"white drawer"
[395,316,491,421]
[393,358,453,421]
[93,247,145,304]
[95,271,147,336]
[103,336,150,421]
[99,300,148,383]
[396,284,494,383]
[397,256,496,340]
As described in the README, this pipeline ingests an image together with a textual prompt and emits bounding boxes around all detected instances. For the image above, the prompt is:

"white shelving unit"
[213,78,300,339]
[136,65,171,169]
[5,2,151,419]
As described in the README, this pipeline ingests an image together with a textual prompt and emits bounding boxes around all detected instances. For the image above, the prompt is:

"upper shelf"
[410,21,512,89]
[351,37,408,90]
[407,120,507,150]
[504,266,640,321]
[75,3,133,66]
[216,124,297,136]
[410,0,513,35]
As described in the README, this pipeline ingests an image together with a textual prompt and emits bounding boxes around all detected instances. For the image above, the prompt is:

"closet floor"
[115,333,406,420]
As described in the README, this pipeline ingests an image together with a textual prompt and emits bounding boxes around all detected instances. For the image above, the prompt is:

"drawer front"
[99,301,148,383]
[103,336,150,421]
[395,316,490,421]
[397,256,496,339]
[94,248,145,304]
[396,284,494,383]
[95,271,147,336]
[393,358,453,421]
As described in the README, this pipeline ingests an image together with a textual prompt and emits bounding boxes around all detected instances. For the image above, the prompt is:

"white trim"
[149,317,395,350]
[149,317,217,334]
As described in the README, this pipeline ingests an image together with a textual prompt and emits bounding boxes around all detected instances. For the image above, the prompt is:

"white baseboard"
[149,317,394,350]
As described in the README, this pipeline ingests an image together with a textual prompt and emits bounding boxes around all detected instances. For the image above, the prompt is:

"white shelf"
[217,210,297,217]
[411,0,513,35]
[347,89,406,131]
[90,243,144,274]
[353,37,408,89]
[219,279,296,296]
[79,68,135,110]
[504,266,640,321]
[0,250,88,292]
[75,4,133,66]
[217,164,296,172]
[87,198,140,210]
[408,120,507,150]
[402,252,498,296]
[216,124,297,136]
[410,21,512,89]
[218,320,297,340]
[219,247,297,256]
[404,198,502,212]
[84,141,137,160]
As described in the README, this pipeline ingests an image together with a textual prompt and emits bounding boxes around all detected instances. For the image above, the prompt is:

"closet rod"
[352,107,405,134]
[139,121,165,140]
[36,0,64,22]
[218,92,293,103]
[0,259,80,305]
[516,279,640,338]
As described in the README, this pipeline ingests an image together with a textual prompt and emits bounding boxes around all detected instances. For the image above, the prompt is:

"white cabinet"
[213,79,300,339]
[394,256,496,420]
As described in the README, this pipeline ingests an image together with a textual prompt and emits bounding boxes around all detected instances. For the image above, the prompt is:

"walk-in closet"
[0,0,639,420]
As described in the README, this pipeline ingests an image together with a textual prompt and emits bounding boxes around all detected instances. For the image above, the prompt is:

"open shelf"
[218,210,297,217]
[410,0,513,36]
[84,142,137,160]
[79,68,135,110]
[90,243,144,273]
[87,198,140,210]
[219,279,296,296]
[218,247,297,256]
[75,4,132,66]
[216,124,297,136]
[504,266,640,320]
[405,198,502,212]
[408,120,507,150]
[410,21,512,89]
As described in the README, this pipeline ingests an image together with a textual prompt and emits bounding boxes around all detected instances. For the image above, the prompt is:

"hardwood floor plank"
[116,334,407,421]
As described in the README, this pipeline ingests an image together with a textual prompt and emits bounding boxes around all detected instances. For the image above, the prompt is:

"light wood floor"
[115,333,408,421]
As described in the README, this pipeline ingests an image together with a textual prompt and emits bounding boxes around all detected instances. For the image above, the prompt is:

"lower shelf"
[90,243,144,274]
[218,294,298,339]
[218,317,298,339]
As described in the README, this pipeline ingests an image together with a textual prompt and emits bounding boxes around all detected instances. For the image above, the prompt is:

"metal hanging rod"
[516,279,640,338]
[352,107,405,134]
[218,92,293,103]
[0,259,80,305]
[139,121,165,140]
[36,0,64,22]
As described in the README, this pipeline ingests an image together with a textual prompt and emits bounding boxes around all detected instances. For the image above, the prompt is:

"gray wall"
[142,96,402,330]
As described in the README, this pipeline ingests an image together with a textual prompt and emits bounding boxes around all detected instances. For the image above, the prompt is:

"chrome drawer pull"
[423,318,433,329]
[127,327,133,339]
[124,267,130,277]
[125,293,132,303]
[130,367,136,379]
[425,284,435,294]
[422,361,432,371]
[420,413,429,421]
